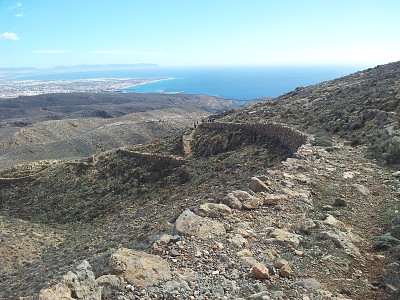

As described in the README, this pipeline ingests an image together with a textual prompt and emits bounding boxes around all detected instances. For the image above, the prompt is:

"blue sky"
[0,0,399,68]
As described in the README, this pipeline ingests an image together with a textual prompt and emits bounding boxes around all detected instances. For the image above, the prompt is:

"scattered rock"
[240,256,259,266]
[292,218,317,233]
[229,234,249,248]
[251,263,270,279]
[39,284,73,300]
[195,202,232,218]
[334,198,348,207]
[249,177,271,193]
[273,259,288,269]
[319,231,361,257]
[353,184,371,196]
[222,193,242,209]
[231,190,257,201]
[392,171,400,178]
[236,249,253,257]
[242,198,261,210]
[109,248,172,287]
[322,205,333,211]
[343,172,355,179]
[323,215,349,230]
[291,278,323,290]
[151,233,171,253]
[236,227,251,237]
[262,193,288,205]
[295,174,311,183]
[174,209,226,238]
[39,260,101,300]
[266,228,300,247]
[248,291,270,299]
[169,235,181,243]
[279,264,292,278]
[259,249,279,261]
[170,249,180,257]
[96,275,125,299]
[162,280,190,293]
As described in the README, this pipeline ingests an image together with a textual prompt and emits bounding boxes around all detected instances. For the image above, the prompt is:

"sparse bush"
[386,137,400,164]
[374,234,400,250]
[312,137,333,147]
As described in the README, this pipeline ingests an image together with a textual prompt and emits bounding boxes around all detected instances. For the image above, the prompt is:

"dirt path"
[182,129,195,157]
[308,139,393,299]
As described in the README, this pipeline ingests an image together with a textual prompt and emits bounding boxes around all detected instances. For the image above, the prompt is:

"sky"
[0,0,399,68]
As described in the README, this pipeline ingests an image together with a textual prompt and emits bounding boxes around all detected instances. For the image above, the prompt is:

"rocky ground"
[34,131,399,300]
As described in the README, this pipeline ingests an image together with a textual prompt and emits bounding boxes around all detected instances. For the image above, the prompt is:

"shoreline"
[0,78,169,99]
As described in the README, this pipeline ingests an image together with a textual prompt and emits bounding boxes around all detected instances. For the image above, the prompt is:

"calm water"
[12,65,365,100]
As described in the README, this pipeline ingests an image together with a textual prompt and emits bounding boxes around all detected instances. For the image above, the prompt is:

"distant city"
[0,78,162,99]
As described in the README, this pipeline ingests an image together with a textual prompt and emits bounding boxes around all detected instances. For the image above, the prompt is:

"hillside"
[0,62,399,300]
[0,93,237,169]
[222,62,400,164]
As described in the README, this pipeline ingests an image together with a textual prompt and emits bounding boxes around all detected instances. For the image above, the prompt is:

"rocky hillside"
[0,93,238,169]
[222,61,400,165]
[0,107,206,169]
[0,62,399,300]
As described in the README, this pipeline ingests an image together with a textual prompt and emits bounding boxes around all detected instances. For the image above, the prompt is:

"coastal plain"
[0,78,165,99]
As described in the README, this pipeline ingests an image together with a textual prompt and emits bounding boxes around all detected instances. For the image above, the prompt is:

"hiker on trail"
[193,121,197,129]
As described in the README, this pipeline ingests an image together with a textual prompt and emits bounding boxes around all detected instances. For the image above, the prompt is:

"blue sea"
[11,65,366,100]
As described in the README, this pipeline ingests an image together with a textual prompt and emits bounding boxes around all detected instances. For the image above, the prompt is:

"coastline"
[0,78,168,99]
[119,77,175,94]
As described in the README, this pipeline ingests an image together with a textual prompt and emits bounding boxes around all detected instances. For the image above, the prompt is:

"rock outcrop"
[39,261,101,300]
[174,209,226,238]
[109,248,172,287]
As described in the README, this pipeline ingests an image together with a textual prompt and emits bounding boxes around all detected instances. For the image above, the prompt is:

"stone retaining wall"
[116,149,186,169]
[194,122,307,157]
[0,175,35,184]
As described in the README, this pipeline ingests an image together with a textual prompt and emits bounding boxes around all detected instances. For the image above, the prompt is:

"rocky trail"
[37,129,398,300]
[183,129,195,157]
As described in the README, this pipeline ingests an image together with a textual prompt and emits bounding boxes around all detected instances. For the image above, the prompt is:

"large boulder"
[265,228,300,248]
[221,193,243,209]
[96,275,125,299]
[231,190,256,201]
[195,202,232,218]
[39,261,101,300]
[318,231,361,257]
[174,209,226,238]
[251,263,270,279]
[249,177,271,193]
[109,248,171,287]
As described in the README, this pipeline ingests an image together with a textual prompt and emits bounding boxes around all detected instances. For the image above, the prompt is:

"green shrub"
[374,234,400,249]
[312,137,333,147]
[387,137,400,164]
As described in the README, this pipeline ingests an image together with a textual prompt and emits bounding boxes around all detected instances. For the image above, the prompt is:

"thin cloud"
[15,13,24,17]
[6,2,22,11]
[30,50,71,54]
[92,50,167,56]
[0,32,19,40]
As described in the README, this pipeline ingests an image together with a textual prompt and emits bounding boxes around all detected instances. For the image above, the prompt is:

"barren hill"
[0,62,399,300]
[0,93,237,169]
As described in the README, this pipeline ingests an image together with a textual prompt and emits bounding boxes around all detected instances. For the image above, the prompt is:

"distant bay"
[11,65,368,100]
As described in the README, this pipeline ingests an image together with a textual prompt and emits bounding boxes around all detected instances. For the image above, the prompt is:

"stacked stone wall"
[195,122,307,157]
[116,149,186,169]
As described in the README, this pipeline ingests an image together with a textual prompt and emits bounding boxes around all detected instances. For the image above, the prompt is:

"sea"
[10,65,367,100]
